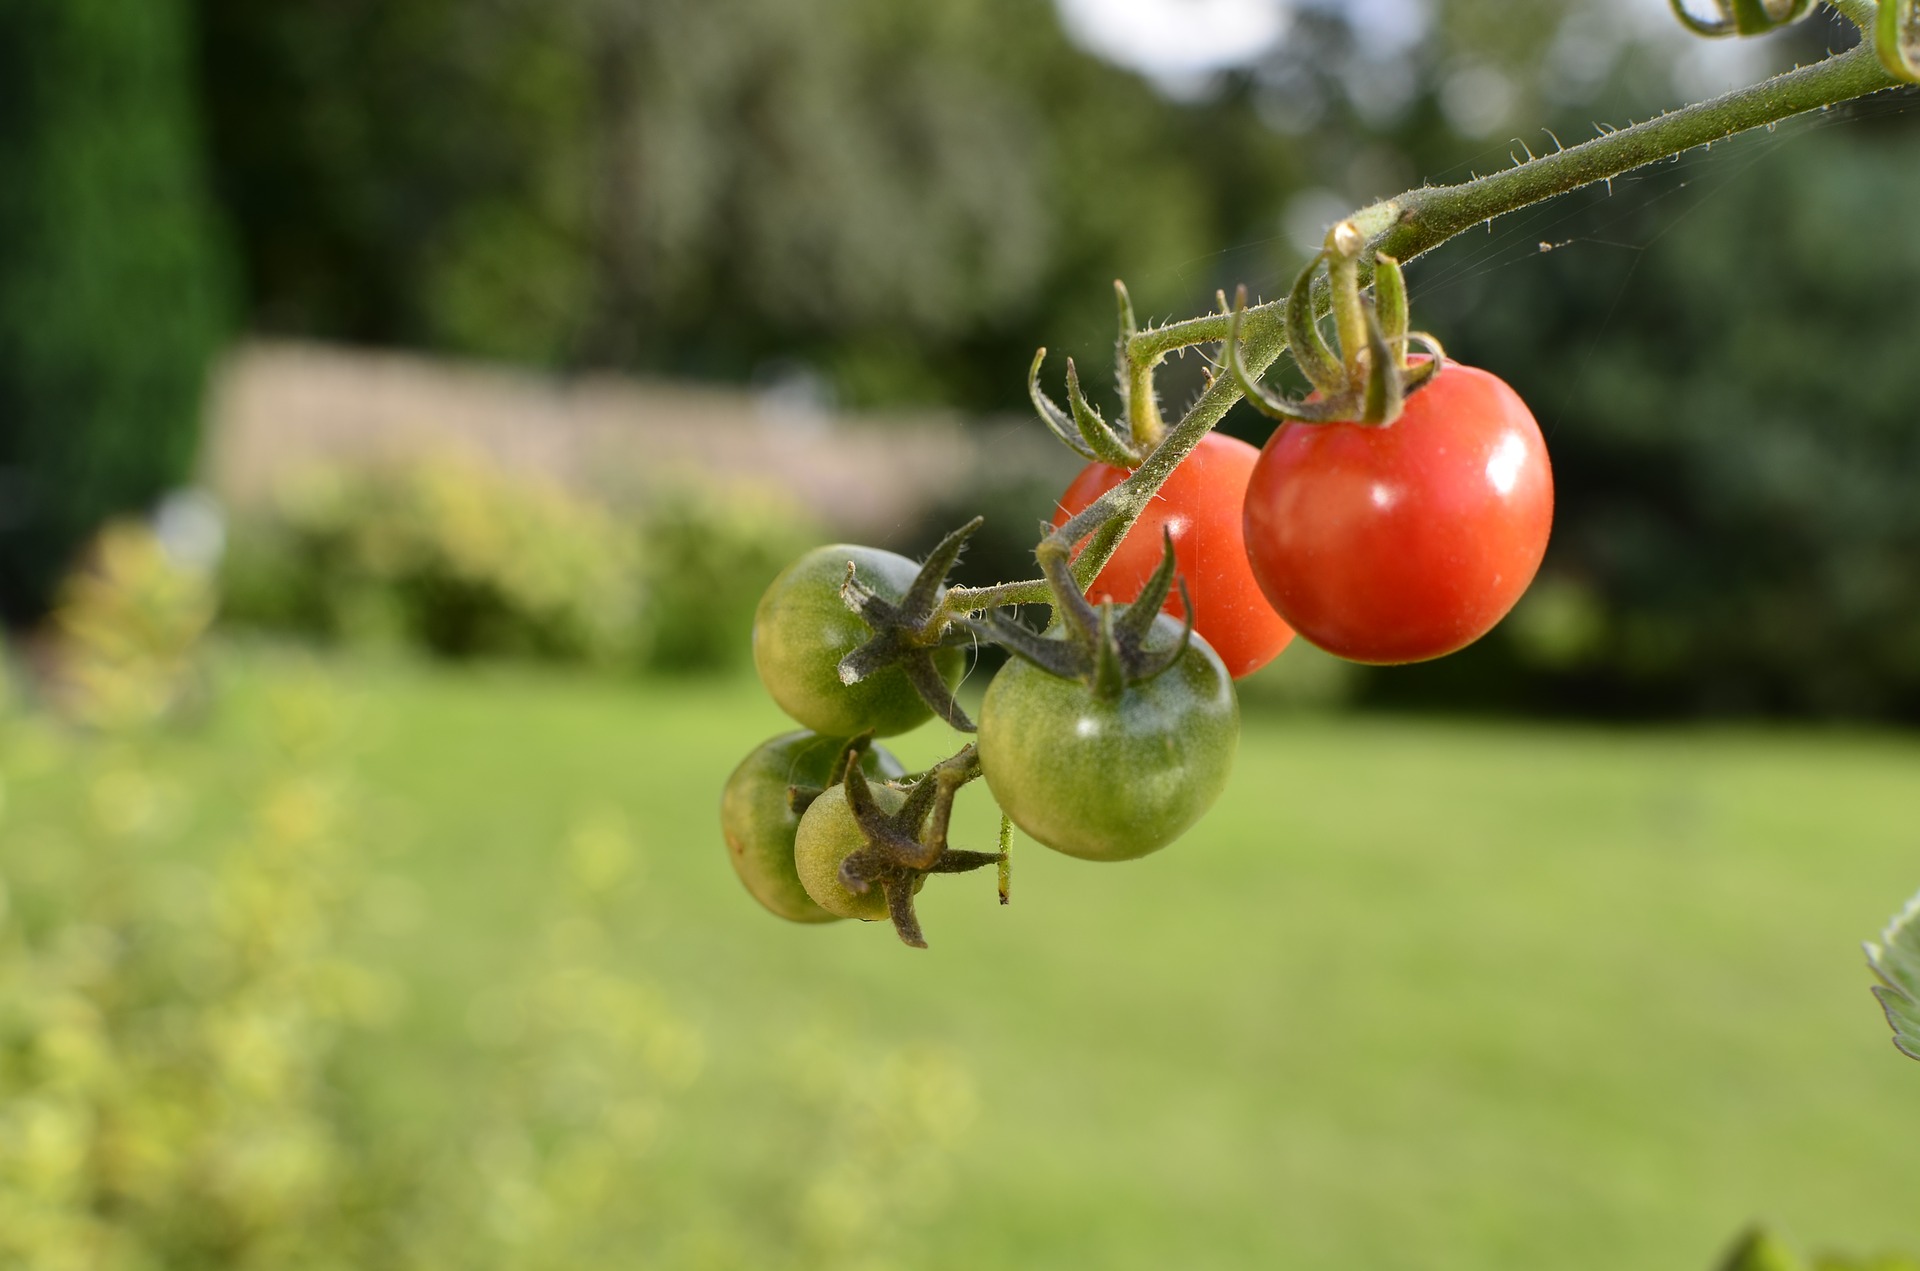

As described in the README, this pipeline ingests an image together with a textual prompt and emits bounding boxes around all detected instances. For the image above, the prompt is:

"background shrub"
[637,480,817,673]
[222,461,644,666]
[220,458,820,674]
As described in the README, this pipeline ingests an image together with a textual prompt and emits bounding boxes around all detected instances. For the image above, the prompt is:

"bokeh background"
[2,0,1918,1266]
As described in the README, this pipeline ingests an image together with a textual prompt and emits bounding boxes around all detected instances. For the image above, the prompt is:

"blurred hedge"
[0,0,230,625]
[220,460,815,674]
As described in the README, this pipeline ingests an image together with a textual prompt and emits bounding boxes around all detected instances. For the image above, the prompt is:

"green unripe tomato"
[977,620,1238,861]
[753,544,963,738]
[721,731,906,924]
[793,781,924,922]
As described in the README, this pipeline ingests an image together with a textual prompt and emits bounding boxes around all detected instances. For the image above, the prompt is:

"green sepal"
[1028,348,1100,461]
[1227,287,1351,424]
[900,517,980,625]
[1090,603,1127,700]
[1374,254,1410,364]
[1111,530,1194,682]
[1360,301,1404,425]
[1285,255,1347,396]
[1116,529,1178,647]
[965,609,1080,680]
[1066,357,1140,467]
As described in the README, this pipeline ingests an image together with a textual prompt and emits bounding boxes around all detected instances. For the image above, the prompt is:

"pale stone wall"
[201,340,1070,538]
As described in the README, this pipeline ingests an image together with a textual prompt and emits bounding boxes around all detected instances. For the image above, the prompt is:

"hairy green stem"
[943,36,1901,631]
[1130,40,1898,367]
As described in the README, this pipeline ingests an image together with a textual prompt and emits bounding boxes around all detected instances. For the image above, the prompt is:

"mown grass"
[54,655,1920,1268]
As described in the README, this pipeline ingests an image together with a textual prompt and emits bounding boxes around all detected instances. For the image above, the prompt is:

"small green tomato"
[793,780,924,922]
[753,544,963,738]
[721,732,905,923]
[977,618,1238,861]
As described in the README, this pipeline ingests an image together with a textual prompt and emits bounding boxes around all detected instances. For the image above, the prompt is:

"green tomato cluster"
[723,540,1242,943]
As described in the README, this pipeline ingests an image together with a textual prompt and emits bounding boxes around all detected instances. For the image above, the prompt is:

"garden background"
[1,0,1917,1266]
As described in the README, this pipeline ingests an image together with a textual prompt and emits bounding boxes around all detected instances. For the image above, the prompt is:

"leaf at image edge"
[1865,888,1920,1062]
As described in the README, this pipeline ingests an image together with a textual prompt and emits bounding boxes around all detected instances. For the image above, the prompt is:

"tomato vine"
[727,5,1913,951]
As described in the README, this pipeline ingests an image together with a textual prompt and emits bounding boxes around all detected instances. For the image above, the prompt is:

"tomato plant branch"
[939,34,1899,635]
[1126,38,1901,370]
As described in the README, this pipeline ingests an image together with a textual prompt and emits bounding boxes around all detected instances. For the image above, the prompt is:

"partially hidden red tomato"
[1241,360,1552,665]
[1053,432,1294,679]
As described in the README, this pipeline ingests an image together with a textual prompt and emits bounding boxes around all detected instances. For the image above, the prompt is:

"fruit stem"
[1325,221,1369,393]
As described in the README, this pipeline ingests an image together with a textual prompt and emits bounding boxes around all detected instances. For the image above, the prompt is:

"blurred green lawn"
[167,657,1920,1267]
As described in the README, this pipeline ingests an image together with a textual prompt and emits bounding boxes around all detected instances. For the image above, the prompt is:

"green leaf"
[1865,888,1920,1062]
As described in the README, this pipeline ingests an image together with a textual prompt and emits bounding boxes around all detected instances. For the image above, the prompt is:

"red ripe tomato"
[1053,432,1294,678]
[1241,360,1552,665]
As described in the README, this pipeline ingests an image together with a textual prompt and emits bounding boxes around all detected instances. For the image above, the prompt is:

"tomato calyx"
[837,517,983,732]
[832,743,1004,949]
[1224,222,1445,429]
[971,530,1193,700]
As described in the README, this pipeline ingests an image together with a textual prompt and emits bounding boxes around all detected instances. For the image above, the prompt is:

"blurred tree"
[192,0,1305,410]
[0,0,231,625]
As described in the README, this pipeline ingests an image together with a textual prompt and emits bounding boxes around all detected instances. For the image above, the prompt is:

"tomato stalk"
[1115,281,1166,453]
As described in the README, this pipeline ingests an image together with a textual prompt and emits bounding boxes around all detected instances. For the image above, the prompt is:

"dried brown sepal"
[837,518,983,732]
[834,746,1002,949]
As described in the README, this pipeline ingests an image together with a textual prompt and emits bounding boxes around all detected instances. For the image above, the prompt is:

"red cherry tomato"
[1053,432,1294,679]
[1241,360,1552,665]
